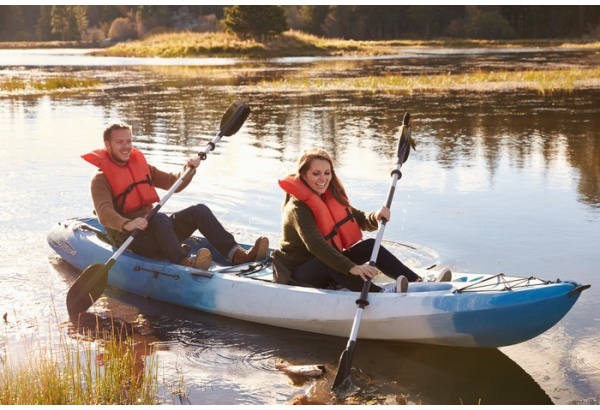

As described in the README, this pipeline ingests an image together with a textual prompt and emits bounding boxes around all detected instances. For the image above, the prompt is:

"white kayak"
[47,217,590,348]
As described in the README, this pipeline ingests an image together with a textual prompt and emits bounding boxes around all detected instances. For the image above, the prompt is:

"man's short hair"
[103,123,132,141]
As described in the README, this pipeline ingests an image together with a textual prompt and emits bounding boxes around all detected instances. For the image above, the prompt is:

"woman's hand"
[349,264,380,281]
[375,205,390,222]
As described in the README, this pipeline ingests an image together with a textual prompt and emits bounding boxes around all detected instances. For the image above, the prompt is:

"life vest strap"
[324,208,355,241]
[113,175,153,213]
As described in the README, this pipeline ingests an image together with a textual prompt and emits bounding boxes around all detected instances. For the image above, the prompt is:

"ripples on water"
[1,48,599,404]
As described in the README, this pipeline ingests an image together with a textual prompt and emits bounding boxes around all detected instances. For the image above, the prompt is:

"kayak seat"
[77,222,113,246]
[408,282,454,293]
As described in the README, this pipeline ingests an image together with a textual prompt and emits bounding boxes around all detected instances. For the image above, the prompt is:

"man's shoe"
[233,237,269,265]
[184,248,212,270]
[436,268,452,282]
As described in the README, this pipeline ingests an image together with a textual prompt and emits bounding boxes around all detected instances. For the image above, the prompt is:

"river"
[1,47,599,405]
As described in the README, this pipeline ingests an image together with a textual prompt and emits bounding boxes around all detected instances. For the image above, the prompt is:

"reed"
[0,76,100,93]
[0,321,162,404]
[256,67,600,94]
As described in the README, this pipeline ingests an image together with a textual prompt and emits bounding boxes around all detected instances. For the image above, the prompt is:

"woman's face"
[302,158,332,195]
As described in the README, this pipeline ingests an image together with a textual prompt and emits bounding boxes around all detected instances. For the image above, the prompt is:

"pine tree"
[223,5,288,40]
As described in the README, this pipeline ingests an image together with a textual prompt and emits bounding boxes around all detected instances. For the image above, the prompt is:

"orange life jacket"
[82,148,159,213]
[279,175,362,251]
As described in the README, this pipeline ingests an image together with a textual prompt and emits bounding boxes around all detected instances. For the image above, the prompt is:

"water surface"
[1,48,599,404]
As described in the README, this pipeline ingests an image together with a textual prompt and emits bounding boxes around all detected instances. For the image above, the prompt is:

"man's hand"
[186,156,201,169]
[124,217,148,232]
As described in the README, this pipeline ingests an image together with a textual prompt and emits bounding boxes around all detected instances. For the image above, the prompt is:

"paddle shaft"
[332,112,411,390]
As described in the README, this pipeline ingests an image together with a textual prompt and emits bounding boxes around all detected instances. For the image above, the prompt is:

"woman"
[271,147,446,293]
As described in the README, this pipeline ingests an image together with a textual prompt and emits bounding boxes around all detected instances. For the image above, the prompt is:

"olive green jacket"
[271,197,378,275]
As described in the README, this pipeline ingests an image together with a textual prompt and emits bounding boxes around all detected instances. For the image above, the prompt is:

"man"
[82,122,268,269]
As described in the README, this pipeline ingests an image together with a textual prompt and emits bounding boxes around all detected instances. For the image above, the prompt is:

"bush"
[108,17,137,41]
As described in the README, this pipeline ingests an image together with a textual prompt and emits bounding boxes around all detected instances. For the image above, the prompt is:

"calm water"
[1,48,599,405]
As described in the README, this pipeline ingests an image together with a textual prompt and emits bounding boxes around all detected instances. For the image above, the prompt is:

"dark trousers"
[292,238,420,292]
[129,204,237,264]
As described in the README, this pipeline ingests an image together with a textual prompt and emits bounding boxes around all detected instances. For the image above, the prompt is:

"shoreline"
[1,32,599,59]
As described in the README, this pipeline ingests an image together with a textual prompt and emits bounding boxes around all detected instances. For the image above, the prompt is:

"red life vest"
[82,148,159,213]
[279,175,363,251]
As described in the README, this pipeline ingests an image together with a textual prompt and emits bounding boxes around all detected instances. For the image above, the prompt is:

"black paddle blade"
[66,263,109,316]
[397,111,413,164]
[332,343,355,390]
[402,112,410,127]
[220,100,251,137]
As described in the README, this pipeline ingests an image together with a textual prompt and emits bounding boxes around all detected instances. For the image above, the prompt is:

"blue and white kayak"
[47,217,590,348]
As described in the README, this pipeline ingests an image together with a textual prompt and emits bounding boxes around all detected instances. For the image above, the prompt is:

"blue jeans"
[129,204,237,264]
[291,238,420,292]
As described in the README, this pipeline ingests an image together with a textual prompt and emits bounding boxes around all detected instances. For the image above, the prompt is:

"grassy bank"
[255,68,600,95]
[2,67,598,97]
[0,76,101,95]
[93,30,600,58]
[4,30,597,58]
[0,323,163,404]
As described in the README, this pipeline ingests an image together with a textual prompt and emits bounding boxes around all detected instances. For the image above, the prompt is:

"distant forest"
[0,5,599,43]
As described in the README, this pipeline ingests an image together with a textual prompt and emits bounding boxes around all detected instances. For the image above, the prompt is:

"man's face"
[105,128,132,165]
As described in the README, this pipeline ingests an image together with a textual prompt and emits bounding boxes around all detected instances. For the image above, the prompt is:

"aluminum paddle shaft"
[332,112,412,391]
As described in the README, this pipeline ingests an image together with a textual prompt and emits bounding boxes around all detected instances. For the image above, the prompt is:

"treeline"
[0,5,599,44]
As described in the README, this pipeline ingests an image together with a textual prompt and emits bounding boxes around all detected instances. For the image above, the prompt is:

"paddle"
[332,112,413,391]
[66,100,251,317]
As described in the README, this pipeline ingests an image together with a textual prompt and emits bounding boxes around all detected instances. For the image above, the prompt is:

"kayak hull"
[47,217,589,348]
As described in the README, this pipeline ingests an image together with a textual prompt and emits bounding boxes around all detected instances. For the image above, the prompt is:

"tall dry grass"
[255,68,600,95]
[0,320,161,404]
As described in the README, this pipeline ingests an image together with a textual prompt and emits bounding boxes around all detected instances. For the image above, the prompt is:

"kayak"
[47,217,590,348]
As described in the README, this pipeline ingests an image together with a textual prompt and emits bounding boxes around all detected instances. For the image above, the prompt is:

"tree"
[321,5,363,39]
[36,5,53,40]
[296,5,330,36]
[0,5,25,40]
[50,5,72,41]
[135,5,171,37]
[72,6,89,41]
[223,5,288,40]
[464,6,515,39]
[49,5,89,41]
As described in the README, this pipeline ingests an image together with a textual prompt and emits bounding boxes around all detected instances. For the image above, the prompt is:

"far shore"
[2,31,599,96]
[1,31,599,59]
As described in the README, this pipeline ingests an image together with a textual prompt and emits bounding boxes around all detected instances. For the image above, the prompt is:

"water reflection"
[52,257,552,405]
[349,341,553,405]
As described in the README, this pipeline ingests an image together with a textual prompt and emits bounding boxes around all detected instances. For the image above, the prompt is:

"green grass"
[0,321,169,404]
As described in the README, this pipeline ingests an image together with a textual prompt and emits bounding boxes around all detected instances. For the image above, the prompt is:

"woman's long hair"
[285,147,350,207]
